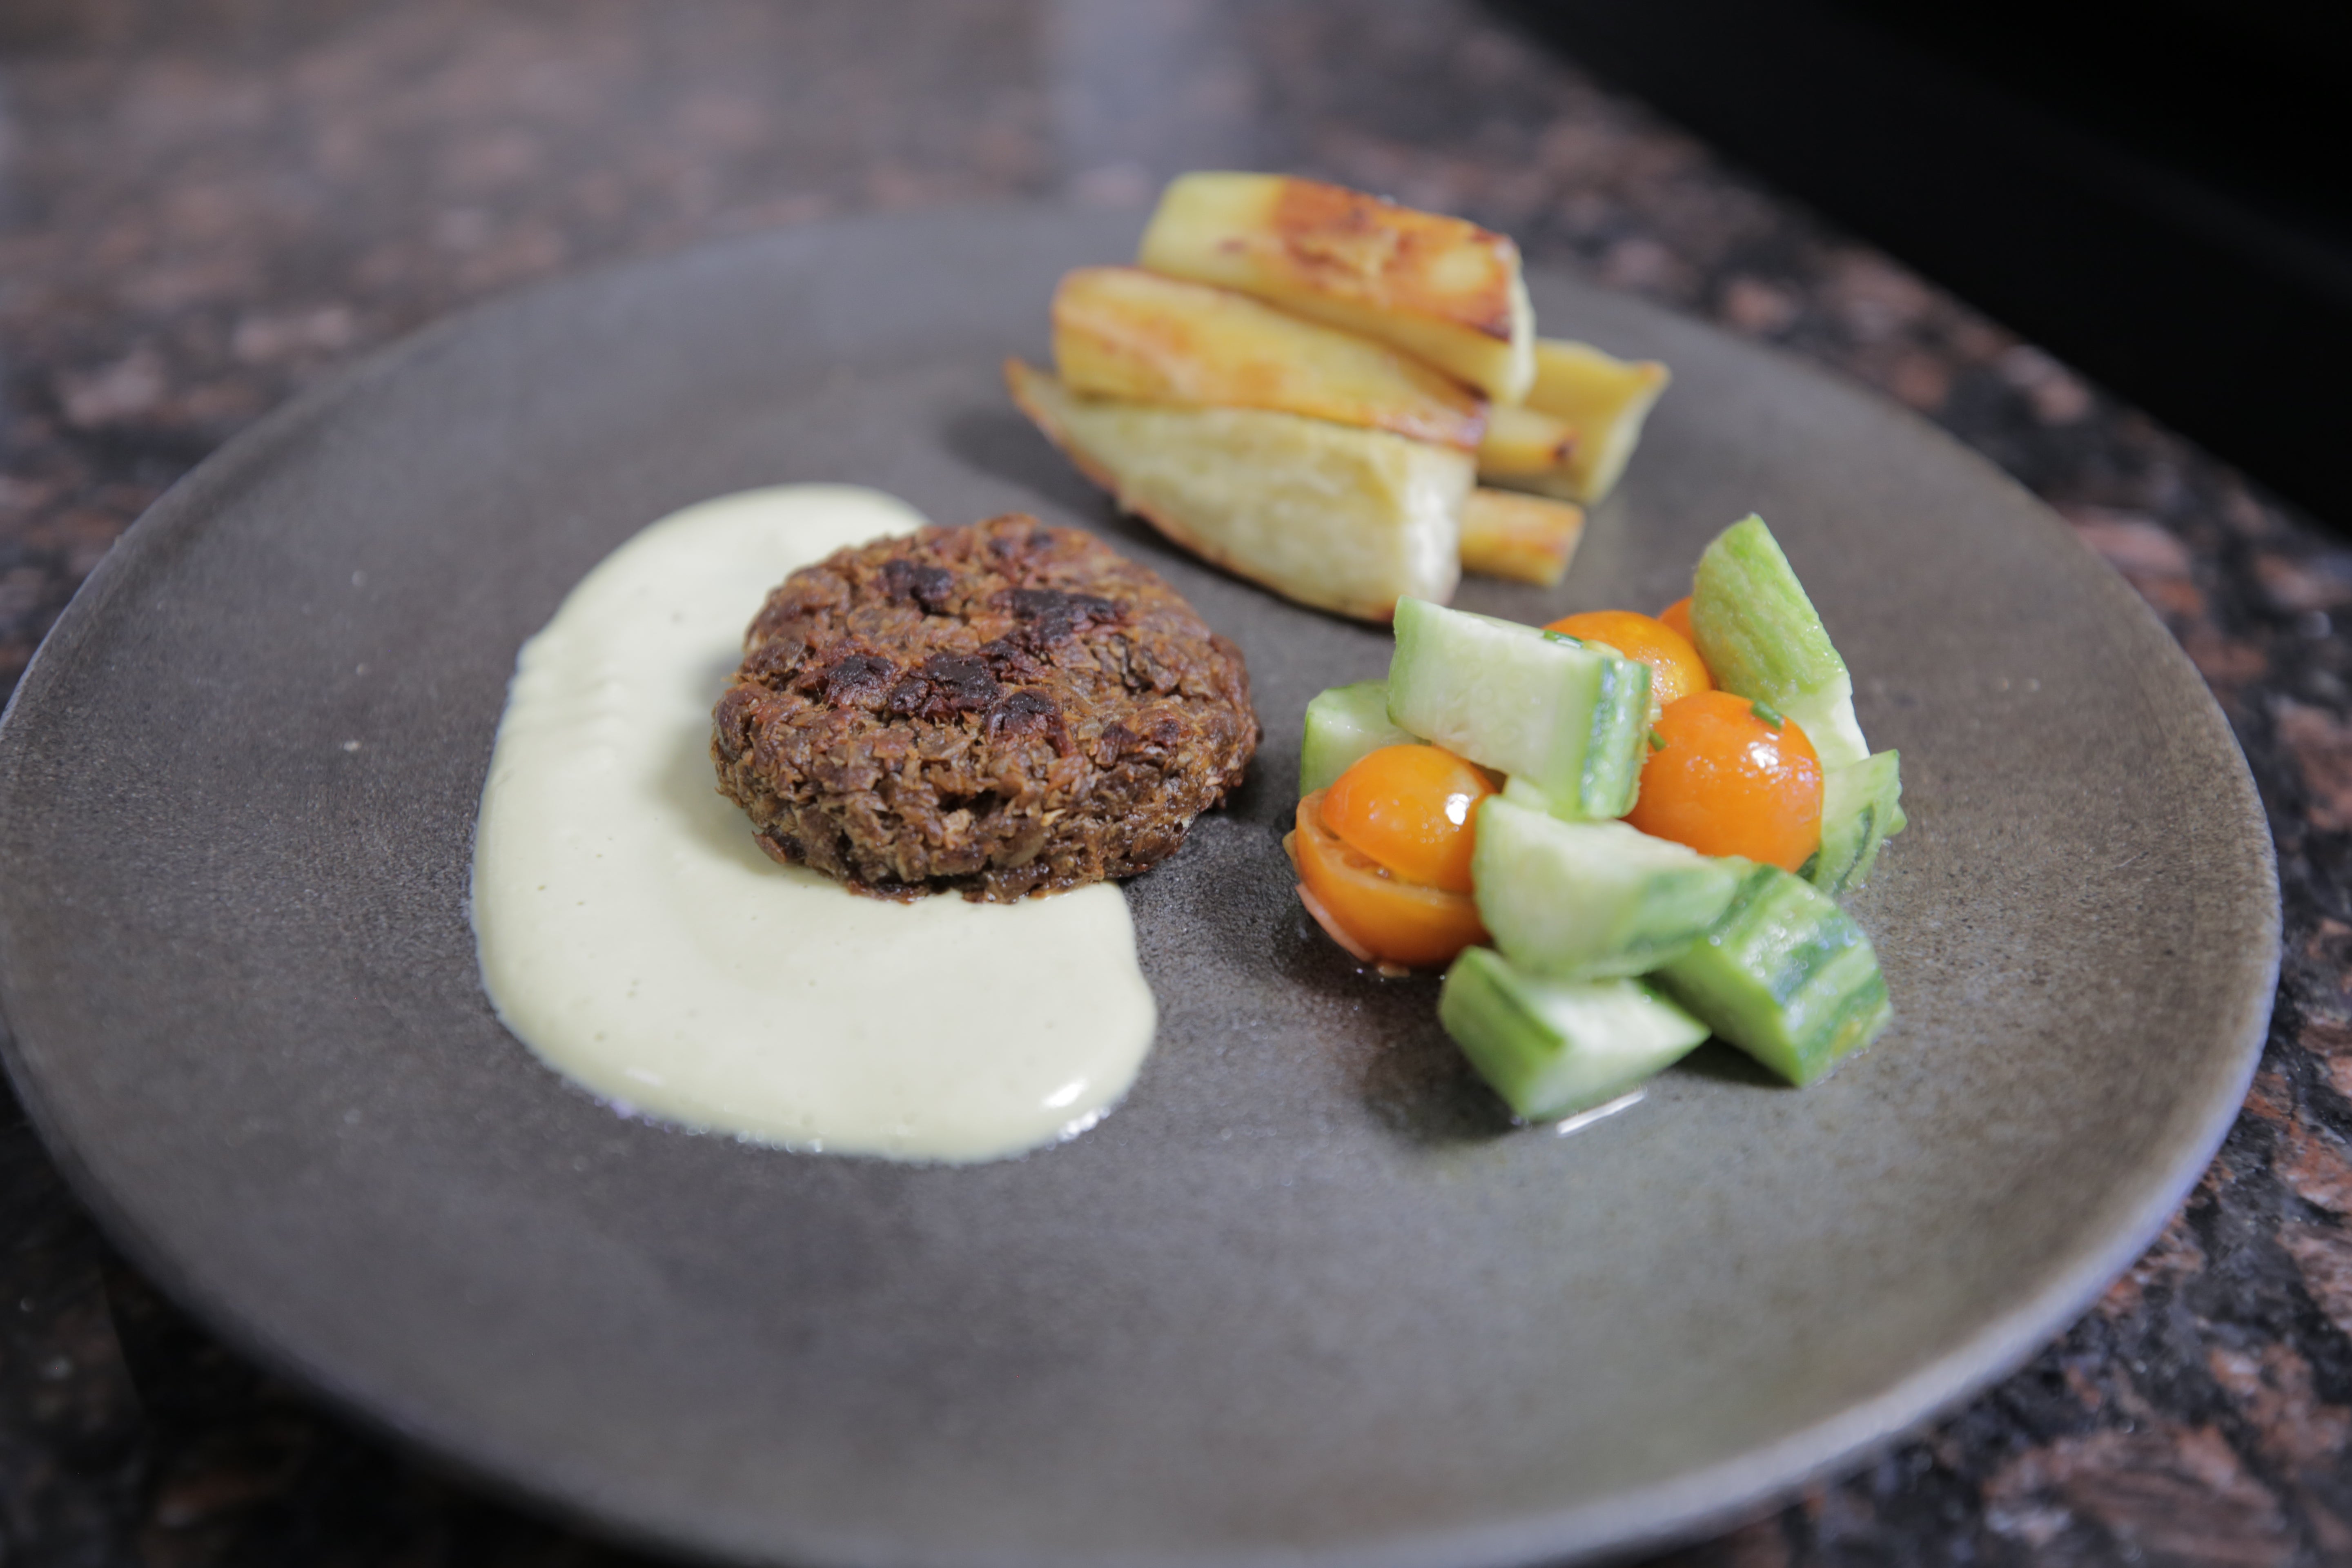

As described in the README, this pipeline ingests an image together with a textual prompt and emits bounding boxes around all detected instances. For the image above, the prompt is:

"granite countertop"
[3,2,2349,1563]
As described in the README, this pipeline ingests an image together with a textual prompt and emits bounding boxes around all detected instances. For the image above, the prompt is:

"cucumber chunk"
[1809,750,1904,895]
[1439,947,1710,1120]
[1472,798,1742,980]
[1690,516,1870,770]
[1299,680,1417,797]
[1386,597,1650,819]
[1499,773,1555,811]
[1654,861,1891,1086]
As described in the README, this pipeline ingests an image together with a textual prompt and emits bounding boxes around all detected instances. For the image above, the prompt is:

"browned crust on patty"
[711,513,1258,901]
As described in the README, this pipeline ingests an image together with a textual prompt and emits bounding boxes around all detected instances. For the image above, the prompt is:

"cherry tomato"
[1288,791,1487,968]
[1625,690,1823,872]
[1320,744,1494,894]
[1658,596,1695,644]
[1544,610,1713,714]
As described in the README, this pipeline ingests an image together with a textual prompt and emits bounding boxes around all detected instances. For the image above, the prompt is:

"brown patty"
[711,513,1258,901]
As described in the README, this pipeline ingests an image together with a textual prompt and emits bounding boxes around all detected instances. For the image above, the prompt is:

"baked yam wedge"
[1054,266,1487,451]
[1475,403,1578,478]
[1007,358,1470,622]
[1485,339,1671,504]
[1138,172,1535,404]
[1457,488,1586,588]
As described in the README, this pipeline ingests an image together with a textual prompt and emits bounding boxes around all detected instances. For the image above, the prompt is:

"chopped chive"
[1647,728,1668,752]
[1748,699,1786,730]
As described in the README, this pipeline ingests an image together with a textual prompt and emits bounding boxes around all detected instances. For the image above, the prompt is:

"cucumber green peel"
[1809,751,1904,894]
[1299,680,1415,797]
[1689,515,1870,771]
[1655,860,1891,1086]
[1439,947,1709,1120]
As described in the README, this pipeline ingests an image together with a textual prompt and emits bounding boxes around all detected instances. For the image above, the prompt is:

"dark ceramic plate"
[0,209,2278,1567]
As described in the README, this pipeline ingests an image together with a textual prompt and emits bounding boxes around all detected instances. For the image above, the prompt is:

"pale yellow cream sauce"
[470,486,1158,1162]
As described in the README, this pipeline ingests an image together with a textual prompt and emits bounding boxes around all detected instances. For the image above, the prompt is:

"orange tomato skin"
[1544,609,1713,713]
[1625,690,1823,872]
[1319,744,1494,894]
[1658,596,1696,644]
[1289,792,1487,968]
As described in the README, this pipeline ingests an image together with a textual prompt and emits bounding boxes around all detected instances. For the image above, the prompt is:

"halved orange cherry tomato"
[1545,609,1713,716]
[1320,744,1494,894]
[1658,596,1696,645]
[1288,791,1486,969]
[1625,690,1823,872]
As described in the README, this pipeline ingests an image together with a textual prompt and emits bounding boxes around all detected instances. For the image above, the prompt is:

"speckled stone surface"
[0,2,2345,1564]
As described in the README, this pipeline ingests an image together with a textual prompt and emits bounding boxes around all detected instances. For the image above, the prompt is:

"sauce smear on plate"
[471,485,1156,1162]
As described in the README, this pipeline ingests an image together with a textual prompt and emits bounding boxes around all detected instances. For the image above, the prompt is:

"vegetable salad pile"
[1285,515,1904,1120]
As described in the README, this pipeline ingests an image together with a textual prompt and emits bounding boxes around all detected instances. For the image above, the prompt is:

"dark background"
[1506,0,2351,530]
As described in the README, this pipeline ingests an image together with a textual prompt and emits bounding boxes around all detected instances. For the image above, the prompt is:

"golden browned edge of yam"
[1457,487,1585,588]
[1138,174,1535,403]
[1050,265,1488,452]
[1268,178,1521,343]
[1001,357,1407,625]
[1476,403,1578,478]
[1518,343,1672,503]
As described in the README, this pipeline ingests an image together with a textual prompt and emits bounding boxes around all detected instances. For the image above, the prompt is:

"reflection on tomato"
[1288,791,1486,969]
[1319,744,1493,894]
[1625,690,1822,872]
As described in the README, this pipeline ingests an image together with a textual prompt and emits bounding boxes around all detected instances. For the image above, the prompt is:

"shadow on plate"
[1672,1038,1788,1089]
[1271,915,1519,1148]
[940,407,1125,531]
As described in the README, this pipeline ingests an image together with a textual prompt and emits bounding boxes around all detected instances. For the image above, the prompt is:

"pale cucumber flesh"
[1472,799,1742,980]
[1386,597,1649,819]
[1500,773,1555,812]
[1654,861,1891,1086]
[1299,680,1415,797]
[1439,947,1710,1120]
[1780,683,1870,776]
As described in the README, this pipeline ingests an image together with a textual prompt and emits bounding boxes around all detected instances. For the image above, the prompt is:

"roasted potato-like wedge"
[1475,403,1578,477]
[1487,339,1671,504]
[1007,359,1469,622]
[1138,172,1535,404]
[1457,488,1585,588]
[1053,267,1486,451]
